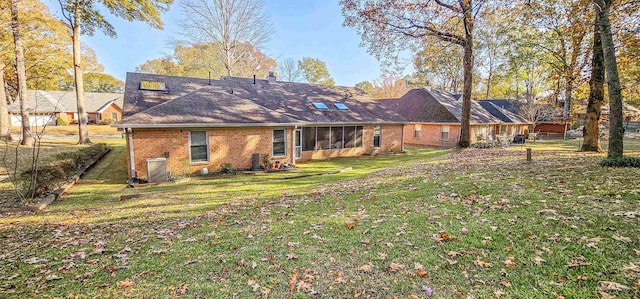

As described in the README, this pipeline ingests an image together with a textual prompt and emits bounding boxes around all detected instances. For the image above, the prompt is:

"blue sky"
[62,1,396,87]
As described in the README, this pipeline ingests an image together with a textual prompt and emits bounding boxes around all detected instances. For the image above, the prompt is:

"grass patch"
[0,142,638,298]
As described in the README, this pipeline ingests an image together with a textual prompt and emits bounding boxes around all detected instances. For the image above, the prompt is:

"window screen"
[273,130,286,156]
[190,131,208,162]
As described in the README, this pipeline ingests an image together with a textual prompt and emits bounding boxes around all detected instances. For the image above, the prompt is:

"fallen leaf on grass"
[503,256,517,268]
[422,285,433,297]
[434,231,459,242]
[345,222,354,230]
[416,269,427,277]
[474,257,492,268]
[359,265,372,273]
[117,279,133,288]
[599,281,630,291]
[24,257,48,264]
[621,262,639,273]
[533,256,546,266]
[286,254,298,260]
[45,274,62,281]
[387,262,404,273]
[612,235,632,243]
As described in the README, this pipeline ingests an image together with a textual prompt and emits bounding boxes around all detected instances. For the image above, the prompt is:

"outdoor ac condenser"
[146,158,168,183]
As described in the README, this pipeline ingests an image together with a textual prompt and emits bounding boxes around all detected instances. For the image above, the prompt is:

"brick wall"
[129,127,292,179]
[405,123,460,148]
[100,104,122,121]
[127,124,404,180]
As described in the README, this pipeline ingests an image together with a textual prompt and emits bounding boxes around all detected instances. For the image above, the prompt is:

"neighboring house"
[381,88,504,148]
[7,90,123,126]
[114,72,406,181]
[477,100,532,137]
[575,102,640,123]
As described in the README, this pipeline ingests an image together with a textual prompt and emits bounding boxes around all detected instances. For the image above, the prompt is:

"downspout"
[127,128,136,179]
[401,124,405,152]
[291,126,297,165]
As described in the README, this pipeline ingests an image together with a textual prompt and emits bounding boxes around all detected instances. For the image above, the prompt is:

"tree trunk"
[71,13,91,144]
[581,15,604,152]
[10,0,34,147]
[0,62,13,142]
[564,76,573,118]
[458,0,474,148]
[594,0,623,158]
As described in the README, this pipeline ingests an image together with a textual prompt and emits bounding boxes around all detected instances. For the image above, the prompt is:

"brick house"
[382,88,510,148]
[477,100,532,138]
[114,72,406,181]
[7,90,123,126]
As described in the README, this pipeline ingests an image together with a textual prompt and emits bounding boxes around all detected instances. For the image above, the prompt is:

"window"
[373,126,381,148]
[111,112,118,121]
[189,131,208,162]
[334,103,349,110]
[414,124,421,138]
[500,125,507,135]
[272,129,286,156]
[312,102,328,110]
[441,125,450,141]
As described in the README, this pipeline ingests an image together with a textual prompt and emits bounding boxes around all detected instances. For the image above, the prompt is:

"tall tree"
[581,13,605,152]
[137,42,275,79]
[355,80,374,93]
[0,61,10,142]
[525,0,591,116]
[277,58,303,82]
[83,73,124,93]
[57,0,172,144]
[298,57,335,86]
[10,0,33,146]
[593,0,624,158]
[341,0,480,148]
[368,74,407,99]
[176,0,272,77]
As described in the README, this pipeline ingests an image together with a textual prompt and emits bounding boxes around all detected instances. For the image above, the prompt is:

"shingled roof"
[8,90,123,113]
[477,101,530,124]
[381,88,501,124]
[116,72,406,128]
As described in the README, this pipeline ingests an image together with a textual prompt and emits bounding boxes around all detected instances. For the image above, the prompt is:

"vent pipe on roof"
[208,71,211,85]
[253,75,256,84]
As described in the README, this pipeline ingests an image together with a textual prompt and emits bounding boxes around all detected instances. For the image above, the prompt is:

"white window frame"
[111,112,118,121]
[189,131,209,163]
[414,124,421,138]
[440,125,450,141]
[272,129,286,157]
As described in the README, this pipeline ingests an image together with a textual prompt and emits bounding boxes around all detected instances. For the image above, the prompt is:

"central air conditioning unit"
[146,158,168,183]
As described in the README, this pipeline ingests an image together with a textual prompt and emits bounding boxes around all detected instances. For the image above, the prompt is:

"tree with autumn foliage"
[137,42,276,79]
[57,0,172,144]
[341,0,480,148]
[298,57,335,86]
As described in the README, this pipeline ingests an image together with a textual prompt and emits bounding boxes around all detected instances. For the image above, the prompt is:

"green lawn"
[0,140,639,298]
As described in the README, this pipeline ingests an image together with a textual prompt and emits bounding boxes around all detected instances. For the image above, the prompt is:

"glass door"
[295,129,302,158]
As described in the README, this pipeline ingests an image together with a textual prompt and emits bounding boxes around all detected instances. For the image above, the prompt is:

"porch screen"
[302,126,364,151]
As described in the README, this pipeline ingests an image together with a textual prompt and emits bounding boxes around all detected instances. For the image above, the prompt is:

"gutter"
[401,123,405,152]
[127,128,136,179]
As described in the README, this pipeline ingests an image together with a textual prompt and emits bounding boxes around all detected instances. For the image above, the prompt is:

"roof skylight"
[312,102,328,109]
[334,103,349,110]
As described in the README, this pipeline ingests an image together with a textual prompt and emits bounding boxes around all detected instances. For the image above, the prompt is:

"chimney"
[267,71,276,83]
